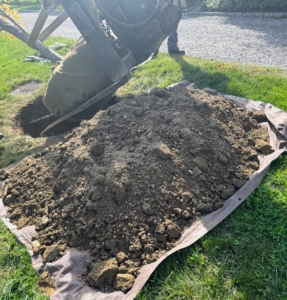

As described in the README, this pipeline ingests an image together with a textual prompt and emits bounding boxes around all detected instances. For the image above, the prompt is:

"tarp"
[1,81,286,300]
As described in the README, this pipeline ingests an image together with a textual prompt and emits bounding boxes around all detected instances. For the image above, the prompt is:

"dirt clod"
[88,258,119,290]
[1,86,273,293]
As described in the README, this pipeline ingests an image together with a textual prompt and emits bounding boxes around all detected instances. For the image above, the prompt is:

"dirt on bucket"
[0,86,273,293]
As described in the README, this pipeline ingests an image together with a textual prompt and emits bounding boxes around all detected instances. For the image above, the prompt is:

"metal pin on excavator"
[26,0,199,135]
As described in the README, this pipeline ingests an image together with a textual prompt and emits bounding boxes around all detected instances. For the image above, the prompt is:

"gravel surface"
[20,12,287,69]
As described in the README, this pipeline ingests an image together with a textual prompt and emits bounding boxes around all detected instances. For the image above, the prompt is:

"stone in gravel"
[157,144,172,159]
[180,128,192,140]
[88,258,118,289]
[114,274,135,292]
[255,139,273,155]
[90,140,105,156]
[167,222,181,239]
[32,240,41,254]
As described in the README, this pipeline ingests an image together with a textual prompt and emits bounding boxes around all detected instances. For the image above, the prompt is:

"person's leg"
[167,27,178,49]
[167,25,185,55]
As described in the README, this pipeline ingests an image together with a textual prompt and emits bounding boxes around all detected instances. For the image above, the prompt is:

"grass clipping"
[0,86,274,293]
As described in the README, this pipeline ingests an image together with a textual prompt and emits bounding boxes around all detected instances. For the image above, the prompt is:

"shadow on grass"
[137,154,287,300]
[169,54,243,96]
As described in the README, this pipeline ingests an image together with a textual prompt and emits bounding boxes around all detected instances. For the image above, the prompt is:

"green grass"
[10,0,63,12]
[0,35,75,168]
[1,35,287,299]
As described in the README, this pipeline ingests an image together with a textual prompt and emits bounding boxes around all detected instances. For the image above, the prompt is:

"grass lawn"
[10,0,63,11]
[1,34,287,299]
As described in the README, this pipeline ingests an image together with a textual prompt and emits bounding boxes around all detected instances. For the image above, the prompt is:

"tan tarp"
[1,81,286,300]
[42,39,128,117]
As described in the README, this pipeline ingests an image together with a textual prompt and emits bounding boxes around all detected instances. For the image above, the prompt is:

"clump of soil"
[38,271,56,296]
[0,86,273,293]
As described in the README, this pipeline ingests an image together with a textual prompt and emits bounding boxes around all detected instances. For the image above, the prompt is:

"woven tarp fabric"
[42,39,127,117]
[1,81,287,300]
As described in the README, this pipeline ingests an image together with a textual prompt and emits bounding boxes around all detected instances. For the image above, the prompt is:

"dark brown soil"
[14,95,120,138]
[0,86,273,293]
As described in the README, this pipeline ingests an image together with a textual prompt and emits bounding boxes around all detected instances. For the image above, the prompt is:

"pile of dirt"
[0,86,273,292]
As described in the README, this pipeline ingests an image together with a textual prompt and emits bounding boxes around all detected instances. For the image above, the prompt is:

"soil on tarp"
[0,86,274,293]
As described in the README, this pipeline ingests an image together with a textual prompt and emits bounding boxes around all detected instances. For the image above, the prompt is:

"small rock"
[90,140,105,156]
[180,128,192,140]
[219,155,229,164]
[32,240,41,254]
[192,167,202,178]
[0,133,4,140]
[171,117,182,126]
[157,144,172,159]
[87,258,118,289]
[114,274,135,292]
[95,175,106,184]
[193,157,208,171]
[42,215,49,225]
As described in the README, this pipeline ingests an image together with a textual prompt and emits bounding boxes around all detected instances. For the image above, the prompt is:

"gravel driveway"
[20,12,287,69]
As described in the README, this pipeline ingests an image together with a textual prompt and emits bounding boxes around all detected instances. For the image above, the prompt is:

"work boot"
[168,46,185,55]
